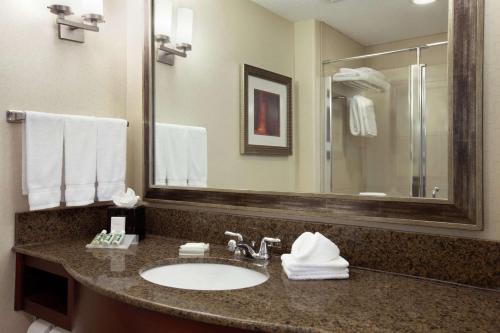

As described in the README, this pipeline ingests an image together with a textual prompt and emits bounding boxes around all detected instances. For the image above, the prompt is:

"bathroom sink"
[140,263,269,291]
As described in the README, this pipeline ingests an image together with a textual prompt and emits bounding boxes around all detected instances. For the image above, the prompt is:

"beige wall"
[320,22,367,194]
[294,20,322,192]
[155,0,296,192]
[0,0,131,331]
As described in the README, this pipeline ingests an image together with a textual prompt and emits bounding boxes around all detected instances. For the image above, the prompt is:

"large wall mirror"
[144,0,483,229]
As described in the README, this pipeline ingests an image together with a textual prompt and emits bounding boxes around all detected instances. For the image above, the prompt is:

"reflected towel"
[187,126,207,187]
[156,124,189,186]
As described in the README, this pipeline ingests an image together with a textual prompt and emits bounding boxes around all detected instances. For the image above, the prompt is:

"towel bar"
[6,110,130,127]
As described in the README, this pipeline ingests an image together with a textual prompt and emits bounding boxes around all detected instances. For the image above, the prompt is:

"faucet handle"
[261,237,281,247]
[224,231,243,242]
[259,237,281,260]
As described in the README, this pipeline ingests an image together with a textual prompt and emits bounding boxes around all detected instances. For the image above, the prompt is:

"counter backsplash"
[15,204,500,289]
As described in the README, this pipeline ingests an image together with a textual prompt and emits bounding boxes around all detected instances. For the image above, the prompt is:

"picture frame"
[240,64,292,156]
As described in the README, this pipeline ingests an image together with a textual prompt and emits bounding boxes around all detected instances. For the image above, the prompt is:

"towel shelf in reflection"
[5,110,130,127]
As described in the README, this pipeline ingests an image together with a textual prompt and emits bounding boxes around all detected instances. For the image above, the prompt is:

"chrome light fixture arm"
[48,4,105,43]
[155,35,192,66]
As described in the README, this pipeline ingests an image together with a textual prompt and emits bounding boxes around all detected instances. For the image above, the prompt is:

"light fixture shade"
[47,0,82,13]
[155,0,173,37]
[176,7,194,45]
[82,0,104,16]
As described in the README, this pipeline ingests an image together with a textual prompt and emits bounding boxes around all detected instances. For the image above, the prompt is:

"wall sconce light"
[155,0,193,66]
[47,0,105,43]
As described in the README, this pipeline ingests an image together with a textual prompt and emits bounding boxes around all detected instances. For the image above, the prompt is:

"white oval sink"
[140,263,269,291]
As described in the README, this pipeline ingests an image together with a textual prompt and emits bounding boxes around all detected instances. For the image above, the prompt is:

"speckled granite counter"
[14,236,500,333]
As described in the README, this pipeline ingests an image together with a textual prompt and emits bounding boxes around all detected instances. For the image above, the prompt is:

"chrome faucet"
[224,231,281,260]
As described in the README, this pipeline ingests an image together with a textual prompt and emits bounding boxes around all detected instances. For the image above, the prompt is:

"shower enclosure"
[322,41,449,199]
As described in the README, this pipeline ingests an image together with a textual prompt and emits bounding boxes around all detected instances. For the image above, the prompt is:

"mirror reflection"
[152,0,449,199]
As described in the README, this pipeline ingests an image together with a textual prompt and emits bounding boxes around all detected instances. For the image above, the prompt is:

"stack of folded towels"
[179,242,210,256]
[281,232,349,280]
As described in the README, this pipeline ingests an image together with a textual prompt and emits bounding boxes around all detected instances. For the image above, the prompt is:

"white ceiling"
[251,0,449,46]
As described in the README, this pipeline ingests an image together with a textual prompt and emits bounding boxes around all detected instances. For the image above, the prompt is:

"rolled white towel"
[291,232,340,264]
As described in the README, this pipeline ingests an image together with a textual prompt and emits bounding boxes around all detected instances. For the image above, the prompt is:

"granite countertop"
[14,236,500,333]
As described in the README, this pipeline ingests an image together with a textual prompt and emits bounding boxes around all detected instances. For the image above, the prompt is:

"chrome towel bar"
[6,110,130,127]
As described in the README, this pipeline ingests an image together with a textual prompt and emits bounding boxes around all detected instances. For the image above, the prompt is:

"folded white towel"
[22,111,64,211]
[339,67,386,80]
[187,126,208,188]
[282,265,349,280]
[359,192,387,197]
[333,68,391,92]
[291,232,340,264]
[349,95,377,137]
[63,115,97,206]
[156,124,189,186]
[96,118,127,201]
[283,232,349,280]
[359,96,377,137]
[281,253,349,272]
[349,97,362,136]
[154,123,168,185]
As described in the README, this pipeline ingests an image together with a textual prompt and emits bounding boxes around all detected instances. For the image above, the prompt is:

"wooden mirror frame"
[143,0,484,230]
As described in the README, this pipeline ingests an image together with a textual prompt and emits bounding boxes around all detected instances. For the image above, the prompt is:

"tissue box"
[107,205,145,241]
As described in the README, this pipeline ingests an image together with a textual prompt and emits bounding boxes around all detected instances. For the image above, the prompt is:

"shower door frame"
[323,44,445,198]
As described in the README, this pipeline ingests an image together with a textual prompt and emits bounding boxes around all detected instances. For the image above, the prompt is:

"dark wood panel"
[73,283,256,333]
[143,0,484,229]
[15,255,74,331]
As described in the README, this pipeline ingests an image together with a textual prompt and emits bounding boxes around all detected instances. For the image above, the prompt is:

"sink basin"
[140,263,269,291]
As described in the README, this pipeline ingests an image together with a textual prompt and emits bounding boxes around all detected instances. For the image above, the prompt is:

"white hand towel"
[349,97,361,136]
[187,126,207,188]
[360,96,377,137]
[291,232,340,264]
[281,253,349,272]
[96,118,127,201]
[155,123,168,185]
[64,115,97,206]
[27,319,53,333]
[161,124,189,186]
[22,111,64,211]
[282,266,349,280]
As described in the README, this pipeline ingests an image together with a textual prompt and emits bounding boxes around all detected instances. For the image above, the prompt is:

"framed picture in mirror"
[240,64,292,156]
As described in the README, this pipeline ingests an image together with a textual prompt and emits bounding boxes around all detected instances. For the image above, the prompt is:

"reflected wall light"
[155,0,193,66]
[47,0,105,43]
